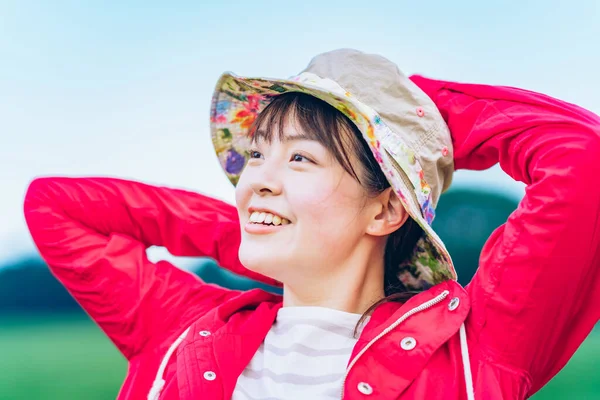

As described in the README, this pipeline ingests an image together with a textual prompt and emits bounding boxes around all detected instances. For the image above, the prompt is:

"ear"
[366,188,409,237]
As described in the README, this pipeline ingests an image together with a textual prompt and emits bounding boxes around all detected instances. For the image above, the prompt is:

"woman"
[24,49,600,399]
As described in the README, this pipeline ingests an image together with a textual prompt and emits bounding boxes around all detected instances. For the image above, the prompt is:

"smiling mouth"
[249,211,291,226]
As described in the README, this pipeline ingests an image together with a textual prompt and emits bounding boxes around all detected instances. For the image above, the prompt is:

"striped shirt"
[231,306,364,400]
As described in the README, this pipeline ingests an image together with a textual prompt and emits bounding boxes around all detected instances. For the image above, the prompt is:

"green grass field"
[0,315,597,399]
[0,315,126,399]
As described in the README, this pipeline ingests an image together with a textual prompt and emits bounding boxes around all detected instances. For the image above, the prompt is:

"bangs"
[249,92,363,182]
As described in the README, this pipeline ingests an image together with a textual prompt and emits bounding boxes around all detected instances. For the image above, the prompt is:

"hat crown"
[303,49,454,208]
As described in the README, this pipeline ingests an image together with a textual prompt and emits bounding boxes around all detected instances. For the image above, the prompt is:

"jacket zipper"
[340,289,450,399]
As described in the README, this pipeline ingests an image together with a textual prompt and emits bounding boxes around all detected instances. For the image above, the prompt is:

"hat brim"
[210,72,456,290]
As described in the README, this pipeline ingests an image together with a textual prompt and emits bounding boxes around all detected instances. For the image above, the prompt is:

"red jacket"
[24,76,600,399]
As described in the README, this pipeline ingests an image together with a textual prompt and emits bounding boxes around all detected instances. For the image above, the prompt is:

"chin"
[239,246,286,282]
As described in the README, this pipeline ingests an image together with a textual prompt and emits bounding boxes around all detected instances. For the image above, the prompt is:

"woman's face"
[235,119,376,283]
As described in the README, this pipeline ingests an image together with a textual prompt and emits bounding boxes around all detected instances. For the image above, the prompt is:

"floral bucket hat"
[210,49,456,290]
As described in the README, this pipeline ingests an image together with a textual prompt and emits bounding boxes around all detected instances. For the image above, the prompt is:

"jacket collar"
[344,280,470,397]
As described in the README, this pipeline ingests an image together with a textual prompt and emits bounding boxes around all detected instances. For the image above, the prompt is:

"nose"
[250,167,283,196]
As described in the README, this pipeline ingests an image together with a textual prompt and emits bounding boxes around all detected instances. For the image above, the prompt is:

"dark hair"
[250,92,424,332]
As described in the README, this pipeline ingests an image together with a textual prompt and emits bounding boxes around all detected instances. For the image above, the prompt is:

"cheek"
[289,175,367,235]
[234,173,253,213]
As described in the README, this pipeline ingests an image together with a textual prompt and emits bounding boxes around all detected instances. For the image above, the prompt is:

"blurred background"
[1,1,598,399]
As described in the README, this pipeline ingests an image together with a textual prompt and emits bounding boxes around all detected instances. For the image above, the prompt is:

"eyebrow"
[254,129,318,143]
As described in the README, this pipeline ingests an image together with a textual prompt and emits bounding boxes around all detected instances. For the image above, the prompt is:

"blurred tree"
[190,260,282,294]
[433,187,519,285]
[0,257,81,314]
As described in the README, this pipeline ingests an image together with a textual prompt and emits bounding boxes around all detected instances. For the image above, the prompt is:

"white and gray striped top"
[231,306,364,400]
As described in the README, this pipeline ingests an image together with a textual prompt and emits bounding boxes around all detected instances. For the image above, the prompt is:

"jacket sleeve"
[23,177,277,359]
[411,75,600,394]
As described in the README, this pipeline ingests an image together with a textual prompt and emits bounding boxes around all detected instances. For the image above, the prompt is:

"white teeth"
[257,212,266,223]
[249,211,290,225]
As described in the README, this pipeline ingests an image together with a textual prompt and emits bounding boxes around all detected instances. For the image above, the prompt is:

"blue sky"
[1,0,599,262]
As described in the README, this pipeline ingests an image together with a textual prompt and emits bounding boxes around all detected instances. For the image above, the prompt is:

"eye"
[249,149,263,159]
[290,153,312,163]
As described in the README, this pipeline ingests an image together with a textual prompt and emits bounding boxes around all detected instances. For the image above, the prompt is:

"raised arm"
[23,177,276,359]
[411,75,600,395]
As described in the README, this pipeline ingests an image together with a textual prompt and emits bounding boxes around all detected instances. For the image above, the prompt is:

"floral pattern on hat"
[210,72,456,288]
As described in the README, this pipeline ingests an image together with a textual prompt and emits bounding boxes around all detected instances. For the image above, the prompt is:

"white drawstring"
[459,323,475,400]
[147,327,191,400]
